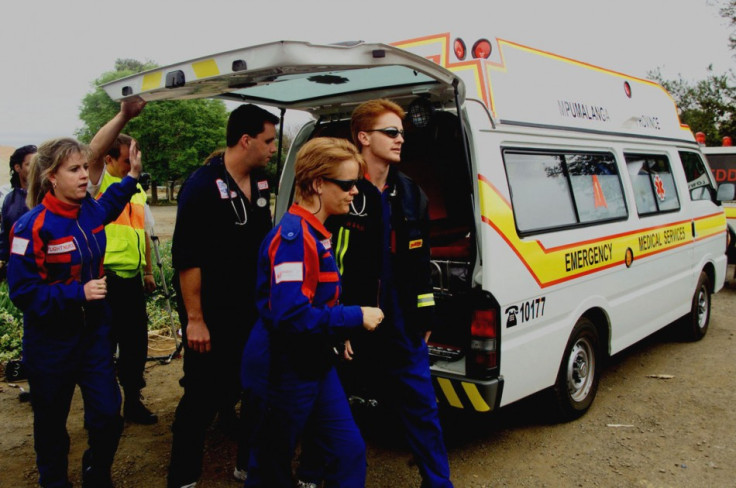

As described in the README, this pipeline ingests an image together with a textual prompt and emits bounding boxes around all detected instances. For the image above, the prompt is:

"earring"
[52,181,57,189]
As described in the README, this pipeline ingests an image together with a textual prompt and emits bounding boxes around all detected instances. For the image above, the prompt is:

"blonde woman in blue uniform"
[242,137,383,487]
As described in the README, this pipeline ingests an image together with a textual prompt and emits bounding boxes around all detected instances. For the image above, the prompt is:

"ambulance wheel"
[552,318,600,422]
[681,272,710,342]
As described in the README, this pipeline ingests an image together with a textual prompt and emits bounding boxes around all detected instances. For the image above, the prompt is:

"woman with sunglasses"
[242,137,383,487]
[7,132,144,488]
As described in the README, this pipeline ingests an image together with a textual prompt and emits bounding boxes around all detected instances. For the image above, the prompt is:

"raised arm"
[88,97,146,184]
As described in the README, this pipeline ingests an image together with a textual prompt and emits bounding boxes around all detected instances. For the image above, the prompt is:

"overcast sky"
[1,0,734,148]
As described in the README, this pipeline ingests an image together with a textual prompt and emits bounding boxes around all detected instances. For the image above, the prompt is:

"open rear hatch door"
[101,40,462,112]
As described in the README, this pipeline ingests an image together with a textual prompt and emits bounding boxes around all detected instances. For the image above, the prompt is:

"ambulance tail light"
[468,307,499,379]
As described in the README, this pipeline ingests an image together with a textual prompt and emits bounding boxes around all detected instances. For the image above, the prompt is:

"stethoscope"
[348,183,398,217]
[224,172,248,226]
[222,164,269,226]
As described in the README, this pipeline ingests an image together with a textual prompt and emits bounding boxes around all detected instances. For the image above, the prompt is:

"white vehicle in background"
[103,33,735,421]
[702,145,736,264]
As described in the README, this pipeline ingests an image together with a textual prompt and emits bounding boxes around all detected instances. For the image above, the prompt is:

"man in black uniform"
[328,99,453,487]
[167,104,278,488]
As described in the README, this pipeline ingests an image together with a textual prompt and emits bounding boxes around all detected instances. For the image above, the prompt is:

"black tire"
[681,272,711,342]
[552,317,600,422]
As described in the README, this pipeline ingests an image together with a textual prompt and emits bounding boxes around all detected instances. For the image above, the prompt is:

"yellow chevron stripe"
[461,382,491,412]
[437,377,463,409]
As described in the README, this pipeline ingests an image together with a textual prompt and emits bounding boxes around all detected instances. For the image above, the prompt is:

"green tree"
[649,66,736,146]
[77,59,229,201]
[722,0,736,50]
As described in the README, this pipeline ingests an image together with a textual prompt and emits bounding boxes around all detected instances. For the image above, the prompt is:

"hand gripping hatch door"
[101,40,462,111]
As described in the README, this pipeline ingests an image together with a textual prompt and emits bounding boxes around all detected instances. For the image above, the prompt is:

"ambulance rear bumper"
[431,371,504,413]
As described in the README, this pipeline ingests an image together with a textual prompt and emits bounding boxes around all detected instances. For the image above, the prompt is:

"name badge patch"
[257,180,269,191]
[11,237,29,256]
[409,239,423,249]
[48,241,77,254]
[216,179,230,199]
[274,262,303,283]
[321,239,331,250]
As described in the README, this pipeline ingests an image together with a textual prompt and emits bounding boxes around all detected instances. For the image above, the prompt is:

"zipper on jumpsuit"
[74,218,98,327]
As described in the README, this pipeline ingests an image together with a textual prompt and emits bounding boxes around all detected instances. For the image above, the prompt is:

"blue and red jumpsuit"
[7,176,139,488]
[242,204,366,488]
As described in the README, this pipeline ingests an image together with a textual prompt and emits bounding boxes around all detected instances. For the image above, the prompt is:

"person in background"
[7,113,144,488]
[0,144,36,277]
[87,132,158,425]
[167,104,278,488]
[242,137,383,487]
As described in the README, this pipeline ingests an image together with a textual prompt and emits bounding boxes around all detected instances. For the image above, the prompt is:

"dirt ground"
[2,204,736,487]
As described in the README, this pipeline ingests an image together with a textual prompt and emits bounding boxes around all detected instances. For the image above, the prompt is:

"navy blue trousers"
[27,328,122,488]
[245,366,366,488]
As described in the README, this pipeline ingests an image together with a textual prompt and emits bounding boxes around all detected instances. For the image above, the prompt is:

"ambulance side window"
[625,154,680,215]
[568,153,627,223]
[678,151,715,201]
[504,149,627,235]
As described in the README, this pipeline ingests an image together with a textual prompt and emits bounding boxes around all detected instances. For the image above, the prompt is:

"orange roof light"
[472,39,492,59]
[454,38,466,60]
[695,132,706,145]
[723,136,733,147]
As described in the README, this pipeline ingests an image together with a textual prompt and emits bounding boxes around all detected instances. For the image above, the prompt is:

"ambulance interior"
[307,100,476,363]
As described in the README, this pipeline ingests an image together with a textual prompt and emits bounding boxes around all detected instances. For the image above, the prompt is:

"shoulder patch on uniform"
[409,239,423,249]
[11,237,29,255]
[279,218,302,241]
[274,262,303,283]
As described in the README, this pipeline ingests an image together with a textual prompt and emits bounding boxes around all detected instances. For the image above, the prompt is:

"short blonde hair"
[294,137,365,201]
[351,99,405,150]
[27,138,91,208]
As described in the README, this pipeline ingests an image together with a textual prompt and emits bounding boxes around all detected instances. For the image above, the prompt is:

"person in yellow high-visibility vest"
[89,131,158,425]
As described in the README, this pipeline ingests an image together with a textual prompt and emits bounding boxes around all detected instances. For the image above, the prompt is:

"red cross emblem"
[654,174,666,201]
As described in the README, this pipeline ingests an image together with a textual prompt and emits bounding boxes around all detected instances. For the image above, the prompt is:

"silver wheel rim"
[566,337,595,403]
[696,286,709,330]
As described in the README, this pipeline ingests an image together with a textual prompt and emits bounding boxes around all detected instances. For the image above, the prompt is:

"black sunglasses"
[364,127,404,139]
[323,176,359,192]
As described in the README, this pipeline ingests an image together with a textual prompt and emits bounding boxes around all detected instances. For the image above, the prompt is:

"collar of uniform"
[42,191,81,218]
[212,154,268,201]
[288,203,331,239]
[364,165,399,193]
[363,170,389,192]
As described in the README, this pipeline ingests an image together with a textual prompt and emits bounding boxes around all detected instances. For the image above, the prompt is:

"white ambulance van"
[104,33,735,421]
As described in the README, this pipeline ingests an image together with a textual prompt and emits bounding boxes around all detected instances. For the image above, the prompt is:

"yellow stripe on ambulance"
[478,174,726,288]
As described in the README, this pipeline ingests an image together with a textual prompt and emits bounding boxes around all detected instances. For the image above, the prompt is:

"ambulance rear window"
[625,153,680,215]
[503,149,628,235]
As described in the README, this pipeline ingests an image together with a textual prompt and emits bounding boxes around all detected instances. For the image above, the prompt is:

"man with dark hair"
[167,103,279,488]
[88,133,158,425]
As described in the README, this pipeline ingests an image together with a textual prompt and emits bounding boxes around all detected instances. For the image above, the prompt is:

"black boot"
[82,417,123,488]
[124,392,158,425]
